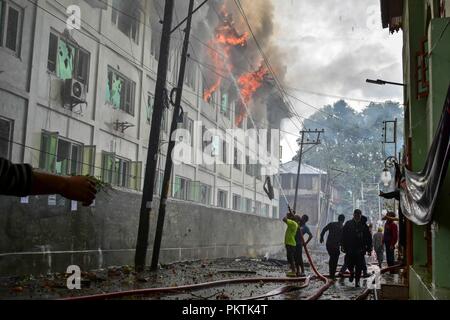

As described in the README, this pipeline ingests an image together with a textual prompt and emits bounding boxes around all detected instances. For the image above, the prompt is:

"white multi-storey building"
[0,0,282,218]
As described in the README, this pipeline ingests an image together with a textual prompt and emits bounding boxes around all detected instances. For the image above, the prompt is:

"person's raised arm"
[31,171,97,206]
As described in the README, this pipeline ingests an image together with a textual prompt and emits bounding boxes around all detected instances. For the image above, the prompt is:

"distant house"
[279,161,340,244]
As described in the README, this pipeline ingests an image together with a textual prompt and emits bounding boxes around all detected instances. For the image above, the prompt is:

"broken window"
[111,0,141,43]
[106,67,135,115]
[47,31,90,85]
[0,0,22,55]
[0,117,13,160]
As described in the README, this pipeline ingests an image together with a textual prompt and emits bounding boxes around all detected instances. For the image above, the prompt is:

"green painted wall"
[429,17,450,289]
[404,0,428,268]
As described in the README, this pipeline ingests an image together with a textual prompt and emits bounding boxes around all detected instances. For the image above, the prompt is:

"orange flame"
[238,64,268,104]
[203,7,248,102]
[235,64,269,126]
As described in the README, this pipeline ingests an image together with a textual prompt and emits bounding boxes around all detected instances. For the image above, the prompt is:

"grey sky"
[270,0,404,162]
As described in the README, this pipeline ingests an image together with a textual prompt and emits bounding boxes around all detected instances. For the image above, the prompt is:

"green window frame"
[47,31,90,85]
[39,131,93,176]
[106,67,135,115]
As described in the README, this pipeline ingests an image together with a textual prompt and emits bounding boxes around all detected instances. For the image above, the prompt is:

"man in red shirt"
[383,212,398,269]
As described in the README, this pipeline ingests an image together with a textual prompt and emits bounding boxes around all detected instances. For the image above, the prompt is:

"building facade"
[0,0,281,219]
[381,0,450,299]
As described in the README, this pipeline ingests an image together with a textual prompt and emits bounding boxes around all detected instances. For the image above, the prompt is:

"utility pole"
[150,0,195,271]
[135,0,175,273]
[293,129,324,212]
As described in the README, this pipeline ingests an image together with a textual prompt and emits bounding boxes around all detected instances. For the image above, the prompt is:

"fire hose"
[61,276,309,301]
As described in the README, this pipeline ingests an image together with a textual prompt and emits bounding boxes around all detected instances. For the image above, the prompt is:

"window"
[101,152,142,190]
[111,0,140,43]
[150,30,160,60]
[220,88,230,118]
[199,183,212,205]
[39,132,95,176]
[255,201,262,215]
[179,114,193,146]
[146,93,154,123]
[245,198,252,213]
[184,59,196,89]
[0,117,13,159]
[272,206,278,219]
[233,138,242,171]
[267,128,271,153]
[190,182,211,205]
[202,79,216,106]
[0,0,22,55]
[232,194,241,211]
[235,102,244,128]
[299,175,313,190]
[173,176,190,200]
[255,162,262,180]
[161,107,167,132]
[416,37,430,99]
[106,67,136,115]
[221,139,227,164]
[202,125,213,153]
[245,155,253,176]
[47,32,90,84]
[264,204,270,217]
[218,190,227,208]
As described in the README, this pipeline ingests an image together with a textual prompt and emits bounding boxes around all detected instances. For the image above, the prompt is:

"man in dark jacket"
[320,214,345,280]
[341,209,372,287]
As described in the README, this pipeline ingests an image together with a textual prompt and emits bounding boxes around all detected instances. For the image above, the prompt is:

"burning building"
[0,0,292,274]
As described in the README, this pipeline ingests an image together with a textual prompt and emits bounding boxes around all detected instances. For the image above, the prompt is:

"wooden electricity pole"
[293,129,324,212]
[135,0,175,272]
[150,0,195,271]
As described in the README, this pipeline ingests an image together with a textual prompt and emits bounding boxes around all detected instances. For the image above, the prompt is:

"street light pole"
[366,79,405,87]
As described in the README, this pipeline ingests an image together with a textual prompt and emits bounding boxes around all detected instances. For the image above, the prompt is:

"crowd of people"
[284,208,399,288]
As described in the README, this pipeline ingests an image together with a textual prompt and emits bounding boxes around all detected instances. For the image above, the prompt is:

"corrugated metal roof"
[280,161,327,175]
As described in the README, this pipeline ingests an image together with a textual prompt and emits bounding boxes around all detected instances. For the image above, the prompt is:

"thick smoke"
[150,0,290,128]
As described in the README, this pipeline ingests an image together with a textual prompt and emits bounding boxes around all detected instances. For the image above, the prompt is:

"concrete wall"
[0,189,285,276]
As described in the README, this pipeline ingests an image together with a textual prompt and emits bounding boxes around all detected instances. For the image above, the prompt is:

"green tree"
[293,100,404,216]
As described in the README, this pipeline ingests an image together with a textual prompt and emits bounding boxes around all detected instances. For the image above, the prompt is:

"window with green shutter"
[39,132,58,173]
[82,145,96,176]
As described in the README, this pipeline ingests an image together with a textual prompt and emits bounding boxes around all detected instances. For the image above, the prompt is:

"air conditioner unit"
[64,78,86,106]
